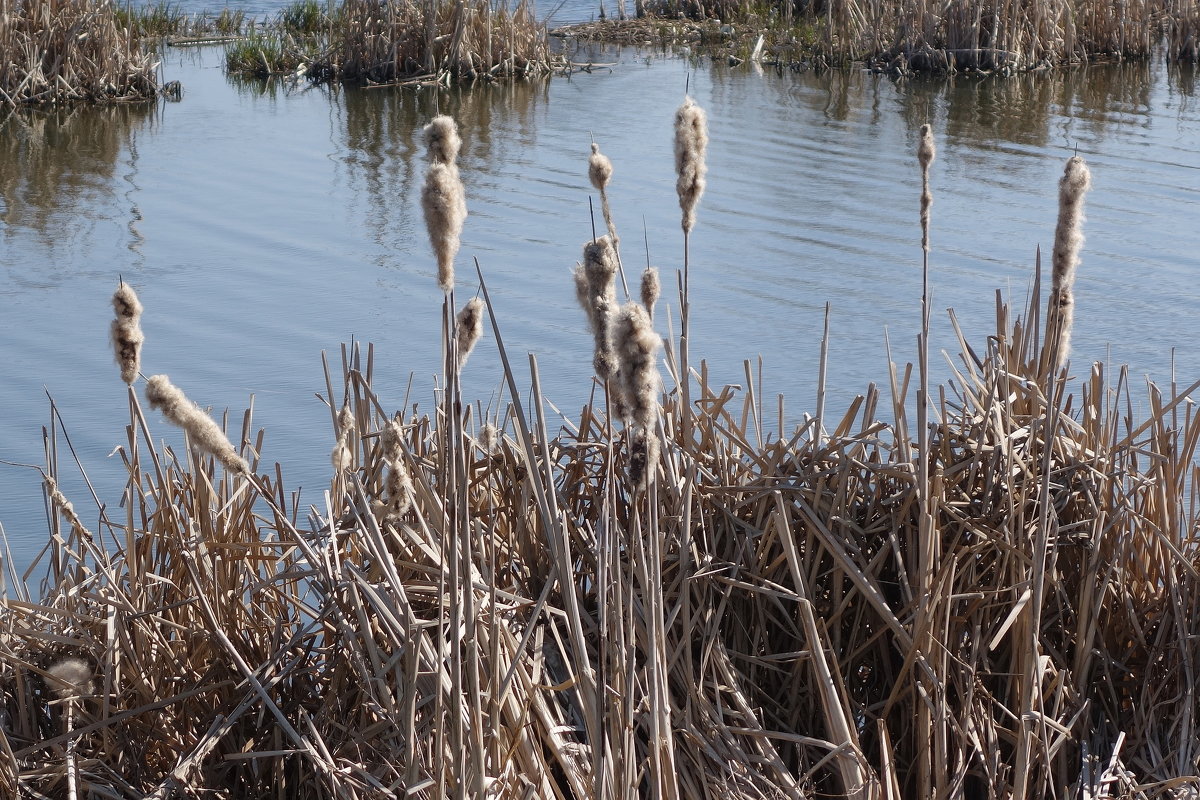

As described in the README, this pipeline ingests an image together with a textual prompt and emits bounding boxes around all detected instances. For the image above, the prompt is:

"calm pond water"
[1,22,1198,578]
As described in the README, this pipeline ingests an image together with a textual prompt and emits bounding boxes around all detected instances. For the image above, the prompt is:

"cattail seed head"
[381,417,405,464]
[378,418,414,521]
[479,422,499,453]
[577,237,621,382]
[640,266,660,319]
[455,297,485,370]
[46,657,93,699]
[145,375,249,474]
[614,303,661,429]
[627,429,660,490]
[588,142,613,192]
[424,115,462,166]
[422,162,467,293]
[674,96,708,234]
[331,405,355,472]
[918,124,936,255]
[110,281,144,384]
[1049,155,1092,366]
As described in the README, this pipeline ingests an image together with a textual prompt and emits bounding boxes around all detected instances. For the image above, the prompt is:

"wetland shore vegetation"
[3,101,1200,800]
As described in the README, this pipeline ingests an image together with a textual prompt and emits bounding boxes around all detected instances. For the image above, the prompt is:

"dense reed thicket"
[0,0,159,106]
[3,101,1200,800]
[625,0,1200,68]
[224,0,555,83]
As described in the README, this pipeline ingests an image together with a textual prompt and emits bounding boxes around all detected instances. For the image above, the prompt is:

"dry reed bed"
[631,0,1198,69]
[0,0,159,106]
[2,110,1200,800]
[226,0,556,84]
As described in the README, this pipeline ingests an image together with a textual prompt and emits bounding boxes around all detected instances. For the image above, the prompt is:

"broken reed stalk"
[1047,155,1092,371]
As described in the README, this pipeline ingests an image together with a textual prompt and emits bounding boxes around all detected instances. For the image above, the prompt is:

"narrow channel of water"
[1,42,1197,578]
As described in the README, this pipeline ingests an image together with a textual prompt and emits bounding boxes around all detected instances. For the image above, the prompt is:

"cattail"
[110,281,144,384]
[674,96,708,234]
[454,297,485,370]
[577,237,621,381]
[145,375,249,474]
[46,657,93,699]
[1049,156,1092,365]
[615,303,661,488]
[424,115,462,166]
[378,419,414,520]
[615,303,660,427]
[589,142,620,249]
[918,124,936,255]
[479,422,499,453]
[43,475,93,541]
[588,142,613,191]
[640,266,660,319]
[422,162,467,293]
[331,405,355,471]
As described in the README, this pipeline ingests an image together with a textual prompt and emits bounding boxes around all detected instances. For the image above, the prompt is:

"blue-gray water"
[1,19,1198,579]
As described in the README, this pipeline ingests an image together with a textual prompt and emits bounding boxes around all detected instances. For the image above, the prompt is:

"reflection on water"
[0,105,154,248]
[0,49,1197,578]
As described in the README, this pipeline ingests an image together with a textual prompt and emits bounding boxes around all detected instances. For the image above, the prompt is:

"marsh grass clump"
[0,0,159,106]
[5,107,1200,800]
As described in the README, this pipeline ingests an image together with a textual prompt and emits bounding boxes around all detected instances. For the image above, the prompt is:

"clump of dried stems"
[0,0,159,106]
[243,0,557,84]
[3,107,1199,800]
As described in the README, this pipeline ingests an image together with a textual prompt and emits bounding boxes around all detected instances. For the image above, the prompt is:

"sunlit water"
[1,15,1198,579]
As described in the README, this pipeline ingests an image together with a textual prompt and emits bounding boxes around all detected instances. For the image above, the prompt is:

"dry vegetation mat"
[0,0,160,106]
[3,104,1200,800]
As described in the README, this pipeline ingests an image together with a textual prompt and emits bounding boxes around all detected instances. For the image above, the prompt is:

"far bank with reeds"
[223,0,558,85]
[557,0,1200,73]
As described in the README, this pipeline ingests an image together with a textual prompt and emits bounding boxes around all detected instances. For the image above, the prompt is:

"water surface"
[1,38,1197,578]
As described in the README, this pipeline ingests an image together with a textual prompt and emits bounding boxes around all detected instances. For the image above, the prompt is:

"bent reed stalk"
[3,106,1199,800]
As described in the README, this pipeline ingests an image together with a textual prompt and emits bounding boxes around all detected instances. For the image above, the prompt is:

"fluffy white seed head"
[455,297,485,370]
[674,96,708,234]
[424,115,462,166]
[145,375,249,474]
[47,657,93,700]
[111,282,144,384]
[588,142,613,192]
[422,162,467,293]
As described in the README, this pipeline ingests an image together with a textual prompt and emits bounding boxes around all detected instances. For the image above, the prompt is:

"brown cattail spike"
[1049,155,1092,367]
[674,96,708,234]
[918,124,936,256]
[454,297,485,371]
[110,281,144,384]
[145,375,249,474]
